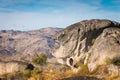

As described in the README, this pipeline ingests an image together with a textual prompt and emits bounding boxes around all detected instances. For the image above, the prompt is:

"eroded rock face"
[0,61,34,74]
[52,19,120,71]
[88,28,120,71]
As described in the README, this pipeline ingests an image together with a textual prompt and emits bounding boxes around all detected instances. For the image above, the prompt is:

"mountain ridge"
[0,27,62,61]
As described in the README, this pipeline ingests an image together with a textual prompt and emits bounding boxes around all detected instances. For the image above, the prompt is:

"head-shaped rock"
[52,19,120,69]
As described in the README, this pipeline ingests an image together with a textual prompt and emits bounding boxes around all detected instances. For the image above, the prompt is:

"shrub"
[77,64,90,76]
[22,70,31,78]
[75,61,84,68]
[92,38,96,44]
[20,56,26,61]
[105,57,112,65]
[105,57,120,66]
[32,53,47,65]
[85,53,91,64]
[31,68,42,75]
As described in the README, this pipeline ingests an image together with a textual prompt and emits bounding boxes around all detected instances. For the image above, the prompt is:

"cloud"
[0,0,32,6]
[0,0,120,30]
[0,0,100,12]
[0,9,120,31]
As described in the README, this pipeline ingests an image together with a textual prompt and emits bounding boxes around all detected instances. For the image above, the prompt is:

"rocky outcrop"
[52,19,120,72]
[88,28,120,71]
[107,64,120,76]
[0,27,62,61]
[0,61,34,74]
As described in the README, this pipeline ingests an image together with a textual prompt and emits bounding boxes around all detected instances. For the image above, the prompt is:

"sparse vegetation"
[75,61,84,68]
[77,64,90,76]
[92,38,96,44]
[22,70,31,78]
[0,55,119,80]
[105,57,113,65]
[20,56,26,61]
[26,63,75,80]
[31,68,42,75]
[85,52,91,64]
[113,60,120,66]
[0,62,120,80]
[105,57,120,66]
[32,53,47,65]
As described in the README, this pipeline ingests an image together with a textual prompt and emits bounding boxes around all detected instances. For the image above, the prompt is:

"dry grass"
[77,64,90,76]
[0,63,120,80]
[27,68,75,80]
[75,64,120,80]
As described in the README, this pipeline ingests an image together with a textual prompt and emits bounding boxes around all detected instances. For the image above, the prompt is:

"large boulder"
[0,61,34,74]
[52,19,120,71]
[88,28,120,71]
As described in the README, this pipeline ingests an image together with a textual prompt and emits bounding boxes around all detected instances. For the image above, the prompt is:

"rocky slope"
[0,27,62,61]
[52,19,120,72]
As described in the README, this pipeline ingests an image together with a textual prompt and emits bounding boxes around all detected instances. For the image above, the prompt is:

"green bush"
[22,70,31,77]
[92,39,96,44]
[75,61,84,68]
[20,56,26,61]
[32,53,47,65]
[105,57,112,65]
[78,64,90,76]
[85,53,91,64]
[31,68,42,75]
[105,57,120,66]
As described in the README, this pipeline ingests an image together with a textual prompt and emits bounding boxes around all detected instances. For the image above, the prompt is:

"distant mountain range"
[0,27,62,61]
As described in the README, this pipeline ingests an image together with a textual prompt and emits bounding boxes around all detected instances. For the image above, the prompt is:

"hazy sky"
[0,0,120,30]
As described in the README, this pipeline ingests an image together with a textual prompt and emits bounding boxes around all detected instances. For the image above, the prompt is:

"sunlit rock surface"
[52,19,120,72]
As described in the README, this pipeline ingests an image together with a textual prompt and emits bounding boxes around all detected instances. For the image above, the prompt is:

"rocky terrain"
[52,19,120,73]
[0,19,120,80]
[0,27,62,61]
[0,61,34,74]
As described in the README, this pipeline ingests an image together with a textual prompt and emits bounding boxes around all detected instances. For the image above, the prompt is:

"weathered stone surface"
[107,64,120,76]
[88,28,120,71]
[52,19,120,71]
[0,61,34,74]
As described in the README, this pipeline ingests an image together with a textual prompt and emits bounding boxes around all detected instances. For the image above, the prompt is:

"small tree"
[32,53,47,65]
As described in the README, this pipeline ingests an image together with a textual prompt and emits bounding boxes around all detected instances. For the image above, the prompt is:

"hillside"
[0,19,120,80]
[0,27,62,61]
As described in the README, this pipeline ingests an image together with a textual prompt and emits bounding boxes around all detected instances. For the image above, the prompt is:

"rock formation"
[0,61,34,74]
[52,19,120,72]
[88,28,120,71]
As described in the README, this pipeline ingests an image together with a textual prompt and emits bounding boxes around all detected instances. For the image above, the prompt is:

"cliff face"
[88,28,120,71]
[0,27,62,61]
[52,19,120,72]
